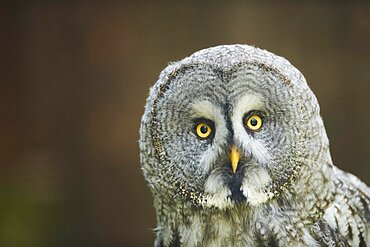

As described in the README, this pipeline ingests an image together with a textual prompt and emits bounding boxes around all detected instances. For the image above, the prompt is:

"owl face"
[141,45,327,209]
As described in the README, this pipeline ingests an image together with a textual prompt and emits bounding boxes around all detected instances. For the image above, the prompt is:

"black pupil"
[200,125,208,134]
[250,118,258,126]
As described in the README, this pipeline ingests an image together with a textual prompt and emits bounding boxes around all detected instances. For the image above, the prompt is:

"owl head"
[140,45,331,210]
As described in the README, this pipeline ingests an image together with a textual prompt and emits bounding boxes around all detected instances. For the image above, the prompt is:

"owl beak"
[230,145,240,173]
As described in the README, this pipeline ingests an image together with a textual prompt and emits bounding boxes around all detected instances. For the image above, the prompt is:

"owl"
[140,45,370,247]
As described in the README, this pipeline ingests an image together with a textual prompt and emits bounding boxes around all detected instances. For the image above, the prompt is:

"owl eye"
[244,114,263,131]
[194,120,214,139]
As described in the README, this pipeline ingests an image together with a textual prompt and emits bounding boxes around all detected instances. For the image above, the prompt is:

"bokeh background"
[1,1,370,247]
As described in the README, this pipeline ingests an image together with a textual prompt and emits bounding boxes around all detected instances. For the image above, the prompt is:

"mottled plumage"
[140,45,370,247]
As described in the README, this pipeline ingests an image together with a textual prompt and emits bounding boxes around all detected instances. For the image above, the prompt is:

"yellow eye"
[195,123,212,139]
[245,115,263,131]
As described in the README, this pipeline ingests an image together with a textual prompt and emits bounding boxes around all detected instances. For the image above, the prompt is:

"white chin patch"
[204,188,233,209]
[203,170,232,209]
[203,164,272,208]
[241,165,271,206]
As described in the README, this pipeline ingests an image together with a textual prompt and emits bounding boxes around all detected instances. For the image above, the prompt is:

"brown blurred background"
[1,1,369,247]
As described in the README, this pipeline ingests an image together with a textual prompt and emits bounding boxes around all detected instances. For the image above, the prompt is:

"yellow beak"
[230,145,240,173]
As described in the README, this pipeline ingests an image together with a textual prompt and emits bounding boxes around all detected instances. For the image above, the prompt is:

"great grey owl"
[140,44,370,247]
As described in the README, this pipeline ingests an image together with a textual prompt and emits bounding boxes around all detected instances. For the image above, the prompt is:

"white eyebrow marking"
[190,100,222,120]
[232,94,264,117]
[190,100,228,173]
[231,94,272,165]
